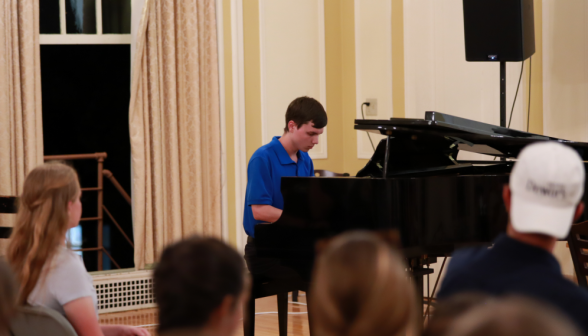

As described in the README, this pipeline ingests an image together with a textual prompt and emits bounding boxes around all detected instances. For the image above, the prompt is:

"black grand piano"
[254,111,588,302]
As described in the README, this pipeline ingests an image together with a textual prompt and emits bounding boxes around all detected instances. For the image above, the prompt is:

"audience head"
[0,259,16,334]
[423,292,493,336]
[443,296,583,336]
[310,231,418,336]
[7,162,81,304]
[154,236,247,335]
[505,142,585,240]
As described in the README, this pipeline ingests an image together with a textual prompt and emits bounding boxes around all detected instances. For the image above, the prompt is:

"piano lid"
[355,111,588,160]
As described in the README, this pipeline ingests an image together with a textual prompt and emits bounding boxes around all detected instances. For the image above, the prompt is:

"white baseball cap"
[510,142,585,239]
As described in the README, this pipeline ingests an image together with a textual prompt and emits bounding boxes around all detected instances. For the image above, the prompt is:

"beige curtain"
[129,0,222,269]
[0,0,44,249]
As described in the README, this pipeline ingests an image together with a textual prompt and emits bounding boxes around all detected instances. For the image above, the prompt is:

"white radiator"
[92,270,156,314]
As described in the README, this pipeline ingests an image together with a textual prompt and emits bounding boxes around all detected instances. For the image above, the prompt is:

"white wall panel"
[543,0,588,142]
[404,0,527,161]
[259,0,327,159]
[354,0,393,159]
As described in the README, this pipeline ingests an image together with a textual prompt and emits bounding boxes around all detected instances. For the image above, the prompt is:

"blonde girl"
[7,163,148,336]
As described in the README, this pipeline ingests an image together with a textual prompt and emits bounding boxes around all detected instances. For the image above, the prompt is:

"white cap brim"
[510,193,576,239]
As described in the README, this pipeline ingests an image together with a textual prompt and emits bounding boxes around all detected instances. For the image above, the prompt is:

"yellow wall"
[243,0,263,162]
[392,0,405,119]
[528,0,543,135]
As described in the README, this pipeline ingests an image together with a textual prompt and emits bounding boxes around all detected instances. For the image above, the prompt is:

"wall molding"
[216,0,229,241]
[231,0,247,252]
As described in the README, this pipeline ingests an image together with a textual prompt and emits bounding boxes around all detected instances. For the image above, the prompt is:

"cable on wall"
[361,102,376,152]
[507,60,525,129]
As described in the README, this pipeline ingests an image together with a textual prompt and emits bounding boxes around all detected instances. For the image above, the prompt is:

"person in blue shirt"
[243,96,327,281]
[437,142,588,334]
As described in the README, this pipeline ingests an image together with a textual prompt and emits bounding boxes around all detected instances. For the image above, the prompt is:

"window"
[40,0,131,44]
[40,1,134,271]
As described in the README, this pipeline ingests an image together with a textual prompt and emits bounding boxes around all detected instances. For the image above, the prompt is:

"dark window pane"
[41,44,132,271]
[102,0,131,34]
[66,0,96,34]
[40,0,60,34]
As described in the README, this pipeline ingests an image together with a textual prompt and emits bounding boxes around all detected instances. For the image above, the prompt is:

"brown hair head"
[445,296,583,336]
[310,231,419,336]
[423,292,493,336]
[7,162,80,304]
[283,96,327,132]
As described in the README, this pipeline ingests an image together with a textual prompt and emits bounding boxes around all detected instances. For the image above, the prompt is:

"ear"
[214,295,236,322]
[574,202,585,222]
[502,185,511,213]
[287,120,297,132]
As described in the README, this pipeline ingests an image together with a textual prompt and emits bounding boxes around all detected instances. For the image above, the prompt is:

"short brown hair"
[284,96,327,132]
[310,231,419,336]
[154,236,245,333]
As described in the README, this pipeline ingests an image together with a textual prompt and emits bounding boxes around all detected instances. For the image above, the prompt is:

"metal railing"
[44,153,133,270]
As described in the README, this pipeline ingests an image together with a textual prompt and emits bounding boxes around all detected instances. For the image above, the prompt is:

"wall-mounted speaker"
[463,0,535,62]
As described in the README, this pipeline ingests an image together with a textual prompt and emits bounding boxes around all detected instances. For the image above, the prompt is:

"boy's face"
[289,121,324,152]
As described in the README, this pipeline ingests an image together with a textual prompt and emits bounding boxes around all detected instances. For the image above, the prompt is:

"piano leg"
[306,289,315,336]
[277,292,288,336]
[409,257,435,325]
[244,292,255,336]
[292,290,299,302]
[414,271,425,315]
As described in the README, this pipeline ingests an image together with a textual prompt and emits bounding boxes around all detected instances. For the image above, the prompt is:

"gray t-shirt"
[27,246,97,316]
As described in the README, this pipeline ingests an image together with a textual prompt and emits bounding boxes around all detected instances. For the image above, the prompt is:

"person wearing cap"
[437,141,588,334]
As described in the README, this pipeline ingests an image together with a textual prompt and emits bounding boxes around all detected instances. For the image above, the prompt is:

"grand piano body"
[254,111,588,298]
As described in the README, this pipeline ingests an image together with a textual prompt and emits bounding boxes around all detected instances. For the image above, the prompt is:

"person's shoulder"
[557,277,588,302]
[452,246,489,264]
[50,247,87,275]
[444,246,490,276]
[437,247,490,298]
[250,142,276,161]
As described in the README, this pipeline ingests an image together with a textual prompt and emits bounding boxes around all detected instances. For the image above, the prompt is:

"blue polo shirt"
[243,136,314,237]
[438,234,588,334]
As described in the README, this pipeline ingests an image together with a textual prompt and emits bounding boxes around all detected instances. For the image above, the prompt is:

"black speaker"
[463,0,535,62]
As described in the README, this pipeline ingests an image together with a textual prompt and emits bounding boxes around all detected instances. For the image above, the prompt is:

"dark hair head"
[154,236,245,333]
[284,96,327,132]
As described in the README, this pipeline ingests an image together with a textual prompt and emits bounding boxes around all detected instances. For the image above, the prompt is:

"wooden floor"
[99,293,310,336]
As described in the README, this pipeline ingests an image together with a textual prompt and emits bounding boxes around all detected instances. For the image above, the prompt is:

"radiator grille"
[92,270,156,314]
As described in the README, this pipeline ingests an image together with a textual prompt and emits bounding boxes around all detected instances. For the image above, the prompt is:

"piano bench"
[244,277,305,336]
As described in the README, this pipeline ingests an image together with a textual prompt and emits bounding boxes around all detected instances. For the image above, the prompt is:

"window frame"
[40,0,131,45]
